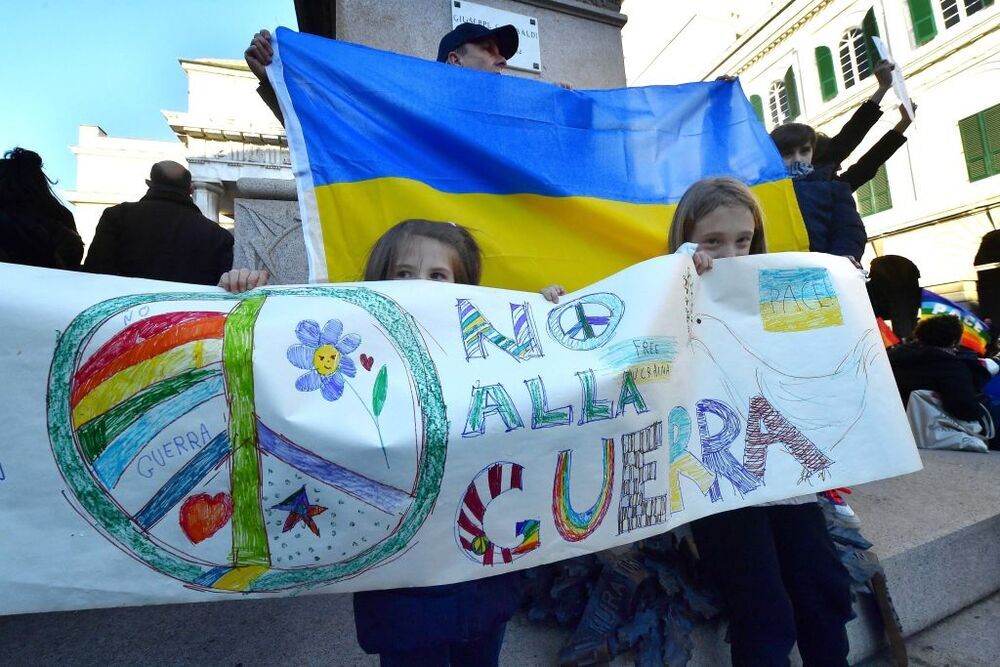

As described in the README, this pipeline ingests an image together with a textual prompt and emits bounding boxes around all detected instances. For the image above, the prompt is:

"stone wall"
[232,178,309,284]
[336,0,627,88]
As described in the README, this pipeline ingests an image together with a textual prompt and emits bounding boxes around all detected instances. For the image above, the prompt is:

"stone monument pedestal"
[232,178,307,285]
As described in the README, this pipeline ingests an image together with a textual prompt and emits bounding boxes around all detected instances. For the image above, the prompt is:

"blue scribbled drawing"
[287,319,360,401]
[547,293,625,351]
[758,268,844,332]
[600,336,678,370]
[287,318,392,467]
[93,375,225,488]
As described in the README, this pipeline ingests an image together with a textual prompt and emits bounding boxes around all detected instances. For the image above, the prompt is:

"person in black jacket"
[833,103,914,192]
[84,161,233,285]
[0,147,83,270]
[867,254,921,339]
[813,60,894,171]
[770,123,867,261]
[888,315,991,421]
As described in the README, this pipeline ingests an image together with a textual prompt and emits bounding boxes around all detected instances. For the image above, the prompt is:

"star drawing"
[271,485,328,536]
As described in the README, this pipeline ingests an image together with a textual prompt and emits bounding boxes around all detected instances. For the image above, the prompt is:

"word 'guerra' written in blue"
[135,423,213,478]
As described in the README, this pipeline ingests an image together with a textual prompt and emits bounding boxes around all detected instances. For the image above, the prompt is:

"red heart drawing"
[360,353,374,371]
[179,493,232,544]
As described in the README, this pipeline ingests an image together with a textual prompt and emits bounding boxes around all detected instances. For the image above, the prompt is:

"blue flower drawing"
[287,319,361,401]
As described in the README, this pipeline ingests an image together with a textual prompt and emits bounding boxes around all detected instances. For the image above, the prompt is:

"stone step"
[2,451,997,665]
[838,449,1000,663]
[504,450,1000,666]
[859,590,1000,667]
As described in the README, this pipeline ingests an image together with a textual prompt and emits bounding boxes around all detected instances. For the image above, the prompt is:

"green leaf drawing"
[372,365,388,417]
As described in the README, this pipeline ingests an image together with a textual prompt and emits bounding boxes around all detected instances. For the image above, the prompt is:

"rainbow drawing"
[51,288,447,596]
[512,519,540,555]
[71,311,230,490]
[552,438,614,542]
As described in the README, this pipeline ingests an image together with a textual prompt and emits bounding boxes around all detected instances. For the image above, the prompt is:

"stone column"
[192,180,224,221]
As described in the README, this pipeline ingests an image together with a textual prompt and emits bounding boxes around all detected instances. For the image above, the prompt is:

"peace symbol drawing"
[47,287,446,593]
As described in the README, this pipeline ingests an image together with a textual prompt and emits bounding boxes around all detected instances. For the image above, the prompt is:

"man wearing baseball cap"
[436,22,519,72]
[245,22,519,124]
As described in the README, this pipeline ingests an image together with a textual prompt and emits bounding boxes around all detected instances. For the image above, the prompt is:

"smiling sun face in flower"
[287,319,360,401]
[313,345,341,375]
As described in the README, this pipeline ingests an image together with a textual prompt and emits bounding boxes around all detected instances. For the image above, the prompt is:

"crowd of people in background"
[2,19,996,667]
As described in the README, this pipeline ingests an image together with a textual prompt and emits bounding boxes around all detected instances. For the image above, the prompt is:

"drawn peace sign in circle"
[48,287,447,593]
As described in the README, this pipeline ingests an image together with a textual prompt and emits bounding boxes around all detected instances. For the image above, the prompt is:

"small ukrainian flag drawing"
[759,268,844,333]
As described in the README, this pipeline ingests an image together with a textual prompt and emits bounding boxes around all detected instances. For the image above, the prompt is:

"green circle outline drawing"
[47,286,447,593]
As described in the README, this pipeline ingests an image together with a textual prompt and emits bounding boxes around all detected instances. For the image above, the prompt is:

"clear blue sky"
[2,0,298,203]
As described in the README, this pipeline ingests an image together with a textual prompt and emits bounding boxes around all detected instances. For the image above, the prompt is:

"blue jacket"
[353,573,521,653]
[793,171,867,261]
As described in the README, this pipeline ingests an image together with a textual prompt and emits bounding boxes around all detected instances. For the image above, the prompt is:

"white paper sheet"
[0,253,921,614]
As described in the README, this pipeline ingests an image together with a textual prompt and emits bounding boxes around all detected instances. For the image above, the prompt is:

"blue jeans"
[378,621,507,667]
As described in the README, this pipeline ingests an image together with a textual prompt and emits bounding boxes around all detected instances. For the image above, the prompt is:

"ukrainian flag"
[270,27,807,291]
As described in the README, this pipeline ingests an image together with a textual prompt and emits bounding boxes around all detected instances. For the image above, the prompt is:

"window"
[784,66,801,120]
[857,164,892,216]
[839,29,872,89]
[750,95,765,123]
[959,103,1000,182]
[907,0,939,44]
[768,81,789,126]
[941,0,989,28]
[815,46,838,101]
[768,68,801,126]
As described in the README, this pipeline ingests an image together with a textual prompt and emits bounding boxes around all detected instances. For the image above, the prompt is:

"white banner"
[0,253,920,615]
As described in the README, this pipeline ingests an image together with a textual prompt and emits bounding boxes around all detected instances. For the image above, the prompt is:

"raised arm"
[246,29,285,125]
[816,60,893,169]
[838,102,915,192]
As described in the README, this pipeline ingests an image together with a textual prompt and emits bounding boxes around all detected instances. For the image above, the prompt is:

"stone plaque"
[451,0,541,72]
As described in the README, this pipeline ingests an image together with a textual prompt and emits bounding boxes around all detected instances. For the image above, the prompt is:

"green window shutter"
[750,95,765,123]
[784,66,801,119]
[862,8,881,71]
[984,104,1000,176]
[857,165,892,217]
[907,0,938,45]
[815,47,838,101]
[959,113,988,181]
[857,180,875,216]
[872,164,892,213]
[985,0,995,7]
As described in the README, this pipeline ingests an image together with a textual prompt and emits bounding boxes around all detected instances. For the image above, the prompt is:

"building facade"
[65,59,291,246]
[623,0,1000,305]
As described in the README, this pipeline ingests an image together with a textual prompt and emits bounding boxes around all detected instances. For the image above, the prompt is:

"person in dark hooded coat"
[888,314,991,421]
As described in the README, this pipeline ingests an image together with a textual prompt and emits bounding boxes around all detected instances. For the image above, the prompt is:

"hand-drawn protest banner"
[0,253,920,615]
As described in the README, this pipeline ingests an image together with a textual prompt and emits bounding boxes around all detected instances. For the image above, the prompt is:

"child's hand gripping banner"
[268,27,809,291]
[0,254,919,614]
